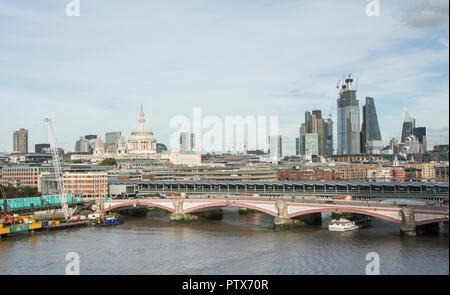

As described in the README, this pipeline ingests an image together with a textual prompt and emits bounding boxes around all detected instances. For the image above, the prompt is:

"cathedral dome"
[131,105,153,135]
[128,105,157,155]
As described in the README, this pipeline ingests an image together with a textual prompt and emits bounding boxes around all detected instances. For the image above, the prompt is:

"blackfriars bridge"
[100,196,449,236]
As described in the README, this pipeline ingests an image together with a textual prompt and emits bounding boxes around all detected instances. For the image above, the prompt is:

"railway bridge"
[101,196,449,236]
[109,180,449,203]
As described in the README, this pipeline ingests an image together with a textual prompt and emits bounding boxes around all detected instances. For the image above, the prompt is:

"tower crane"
[44,118,75,220]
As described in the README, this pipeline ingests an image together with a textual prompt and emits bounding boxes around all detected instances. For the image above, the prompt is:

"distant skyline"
[0,0,448,155]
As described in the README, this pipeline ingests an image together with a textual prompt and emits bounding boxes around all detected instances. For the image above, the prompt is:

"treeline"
[3,186,42,199]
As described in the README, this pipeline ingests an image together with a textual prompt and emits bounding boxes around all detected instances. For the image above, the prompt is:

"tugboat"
[90,213,121,226]
[101,216,120,226]
[328,215,371,231]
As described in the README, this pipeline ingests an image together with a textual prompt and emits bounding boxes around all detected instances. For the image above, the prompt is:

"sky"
[0,0,448,155]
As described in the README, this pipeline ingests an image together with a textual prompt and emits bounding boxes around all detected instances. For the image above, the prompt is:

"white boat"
[328,215,372,231]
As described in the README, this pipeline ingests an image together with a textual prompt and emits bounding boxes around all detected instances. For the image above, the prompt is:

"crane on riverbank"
[44,118,76,220]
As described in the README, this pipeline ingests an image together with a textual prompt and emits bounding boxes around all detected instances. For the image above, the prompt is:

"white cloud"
[0,0,448,155]
[403,0,449,27]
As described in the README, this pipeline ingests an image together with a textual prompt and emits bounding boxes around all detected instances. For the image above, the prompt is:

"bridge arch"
[288,208,402,224]
[415,218,449,226]
[104,201,175,213]
[183,201,278,217]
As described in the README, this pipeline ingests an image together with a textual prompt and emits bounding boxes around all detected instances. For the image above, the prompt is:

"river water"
[0,208,448,275]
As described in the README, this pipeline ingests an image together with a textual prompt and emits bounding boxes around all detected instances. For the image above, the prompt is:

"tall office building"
[324,118,334,157]
[13,128,28,153]
[180,131,195,151]
[269,135,282,158]
[299,123,306,155]
[105,131,122,153]
[360,97,382,154]
[412,127,427,152]
[310,110,325,155]
[75,135,97,153]
[299,111,332,157]
[305,133,320,156]
[400,109,415,143]
[337,75,360,154]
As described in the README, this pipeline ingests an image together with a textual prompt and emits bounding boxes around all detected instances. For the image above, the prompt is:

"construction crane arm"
[44,118,75,220]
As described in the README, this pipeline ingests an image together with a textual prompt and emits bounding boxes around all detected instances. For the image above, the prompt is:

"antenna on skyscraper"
[355,75,360,90]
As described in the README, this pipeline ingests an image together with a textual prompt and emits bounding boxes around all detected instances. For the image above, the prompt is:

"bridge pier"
[169,200,186,223]
[169,200,223,223]
[400,208,416,236]
[400,208,441,236]
[273,200,322,230]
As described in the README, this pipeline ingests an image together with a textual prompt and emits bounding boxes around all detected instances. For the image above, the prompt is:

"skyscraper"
[324,118,334,157]
[305,133,320,156]
[412,127,427,152]
[337,74,360,154]
[299,111,332,157]
[105,131,122,153]
[180,131,195,151]
[400,109,414,143]
[299,123,306,155]
[310,110,325,155]
[13,128,28,153]
[75,135,97,153]
[269,135,282,158]
[360,97,382,154]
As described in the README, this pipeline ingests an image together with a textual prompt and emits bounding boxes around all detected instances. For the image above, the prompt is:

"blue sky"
[0,0,448,154]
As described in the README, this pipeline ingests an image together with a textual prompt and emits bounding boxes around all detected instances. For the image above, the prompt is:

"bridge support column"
[169,200,186,222]
[400,208,416,236]
[274,200,298,230]
[274,200,322,230]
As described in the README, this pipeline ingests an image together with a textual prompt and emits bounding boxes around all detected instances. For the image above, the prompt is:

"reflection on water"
[0,207,448,275]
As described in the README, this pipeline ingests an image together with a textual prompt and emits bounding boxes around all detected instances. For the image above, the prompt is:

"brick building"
[276,169,339,181]
[62,172,108,198]
[0,165,53,188]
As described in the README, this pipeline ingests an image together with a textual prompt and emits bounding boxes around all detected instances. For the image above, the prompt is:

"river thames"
[0,208,448,275]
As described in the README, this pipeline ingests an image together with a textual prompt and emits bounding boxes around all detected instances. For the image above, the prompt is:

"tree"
[72,159,83,164]
[19,186,41,198]
[4,186,41,198]
[4,186,19,198]
[100,158,117,166]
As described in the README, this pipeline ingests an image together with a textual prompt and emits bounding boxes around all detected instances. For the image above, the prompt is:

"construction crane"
[44,118,75,220]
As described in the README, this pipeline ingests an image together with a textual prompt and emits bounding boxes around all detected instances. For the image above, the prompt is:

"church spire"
[139,104,145,123]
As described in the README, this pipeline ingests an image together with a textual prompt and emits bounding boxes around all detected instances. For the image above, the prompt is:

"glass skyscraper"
[337,75,360,154]
[412,127,427,151]
[400,109,415,143]
[324,118,333,156]
[360,97,382,154]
